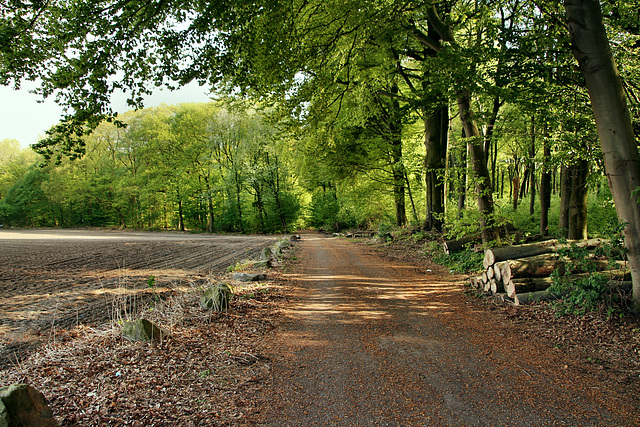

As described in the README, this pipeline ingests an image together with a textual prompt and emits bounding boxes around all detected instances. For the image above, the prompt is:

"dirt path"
[256,233,638,426]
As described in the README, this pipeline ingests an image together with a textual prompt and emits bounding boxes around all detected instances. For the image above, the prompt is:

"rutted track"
[0,229,279,368]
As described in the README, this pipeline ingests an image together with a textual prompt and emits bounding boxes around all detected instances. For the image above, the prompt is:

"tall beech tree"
[565,0,640,308]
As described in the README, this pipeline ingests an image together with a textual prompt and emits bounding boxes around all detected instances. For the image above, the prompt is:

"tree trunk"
[568,160,589,240]
[509,269,631,301]
[498,254,562,283]
[405,169,419,223]
[457,137,467,218]
[423,105,448,231]
[529,117,536,216]
[540,128,552,236]
[204,178,215,233]
[512,174,520,211]
[177,189,185,232]
[514,289,568,305]
[558,164,572,237]
[519,164,530,200]
[425,6,495,243]
[383,83,407,228]
[565,0,640,310]
[393,162,407,227]
[208,196,214,233]
[234,169,245,233]
[457,90,495,244]
[485,95,502,187]
[443,234,480,254]
[485,238,607,264]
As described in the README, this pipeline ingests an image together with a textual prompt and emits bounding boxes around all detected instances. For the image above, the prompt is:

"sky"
[0,81,214,148]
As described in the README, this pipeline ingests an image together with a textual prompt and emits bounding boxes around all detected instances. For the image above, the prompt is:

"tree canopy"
[2,0,640,306]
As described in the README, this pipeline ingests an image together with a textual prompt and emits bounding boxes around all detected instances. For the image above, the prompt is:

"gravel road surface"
[256,232,637,426]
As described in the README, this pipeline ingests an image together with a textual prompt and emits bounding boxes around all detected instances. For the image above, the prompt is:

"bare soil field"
[0,229,279,368]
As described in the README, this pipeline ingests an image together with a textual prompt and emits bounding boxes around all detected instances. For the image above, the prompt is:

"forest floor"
[1,229,640,425]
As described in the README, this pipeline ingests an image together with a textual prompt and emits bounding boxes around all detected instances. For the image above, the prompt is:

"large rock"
[272,239,290,259]
[199,283,233,311]
[232,272,266,282]
[0,384,58,426]
[259,246,272,261]
[121,318,167,342]
[247,259,271,269]
[0,400,8,427]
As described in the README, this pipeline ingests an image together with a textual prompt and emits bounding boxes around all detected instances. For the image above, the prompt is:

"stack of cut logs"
[469,238,630,305]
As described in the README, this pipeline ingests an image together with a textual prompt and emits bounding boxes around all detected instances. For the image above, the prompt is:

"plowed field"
[0,229,278,367]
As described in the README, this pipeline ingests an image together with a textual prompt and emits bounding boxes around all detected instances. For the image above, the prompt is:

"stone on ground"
[232,272,266,282]
[200,283,233,311]
[0,384,58,426]
[259,246,272,261]
[122,318,167,342]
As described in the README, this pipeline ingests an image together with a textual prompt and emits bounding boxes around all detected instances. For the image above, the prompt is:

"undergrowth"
[548,223,629,318]
[424,240,483,274]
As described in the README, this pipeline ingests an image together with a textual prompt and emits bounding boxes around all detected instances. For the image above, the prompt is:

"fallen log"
[444,235,480,254]
[483,279,492,293]
[505,277,555,298]
[486,238,607,264]
[487,266,495,281]
[490,278,504,294]
[483,250,496,269]
[502,255,626,284]
[494,263,502,283]
[505,269,631,298]
[500,253,562,283]
[514,289,567,305]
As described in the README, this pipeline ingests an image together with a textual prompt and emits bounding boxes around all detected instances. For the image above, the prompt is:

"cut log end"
[483,249,496,269]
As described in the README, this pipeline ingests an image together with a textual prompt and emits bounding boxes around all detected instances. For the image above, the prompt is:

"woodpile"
[468,238,629,305]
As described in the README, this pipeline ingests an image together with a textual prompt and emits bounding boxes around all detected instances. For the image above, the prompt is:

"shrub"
[548,230,627,318]
[425,240,484,274]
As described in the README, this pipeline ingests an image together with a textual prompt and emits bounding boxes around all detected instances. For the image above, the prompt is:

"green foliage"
[0,102,302,233]
[411,231,429,243]
[0,166,49,226]
[309,190,340,230]
[376,221,396,240]
[549,270,618,318]
[549,228,628,317]
[146,276,156,288]
[425,241,484,274]
[227,260,253,273]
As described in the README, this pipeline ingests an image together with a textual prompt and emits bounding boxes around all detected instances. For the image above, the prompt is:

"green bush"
[425,240,484,274]
[548,233,627,318]
[309,190,340,229]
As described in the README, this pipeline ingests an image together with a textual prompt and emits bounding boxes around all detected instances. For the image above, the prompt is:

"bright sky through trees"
[0,81,213,148]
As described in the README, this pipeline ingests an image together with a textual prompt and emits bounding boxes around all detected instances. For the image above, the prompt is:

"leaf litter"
[1,276,288,426]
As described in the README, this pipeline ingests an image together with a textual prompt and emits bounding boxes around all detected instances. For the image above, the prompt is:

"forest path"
[256,232,637,426]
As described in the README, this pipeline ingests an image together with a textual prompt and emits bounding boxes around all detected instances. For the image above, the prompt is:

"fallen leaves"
[1,280,287,426]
